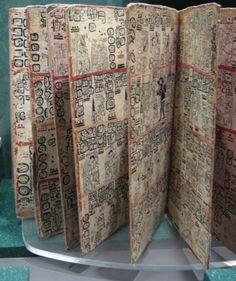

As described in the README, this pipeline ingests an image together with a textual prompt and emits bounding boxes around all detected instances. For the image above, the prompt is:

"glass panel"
[22,216,236,271]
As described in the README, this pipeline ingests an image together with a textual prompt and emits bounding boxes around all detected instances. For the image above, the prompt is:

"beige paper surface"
[168,4,220,266]
[127,3,178,263]
[9,8,34,218]
[26,6,63,236]
[67,5,129,254]
[47,5,79,249]
[213,8,236,254]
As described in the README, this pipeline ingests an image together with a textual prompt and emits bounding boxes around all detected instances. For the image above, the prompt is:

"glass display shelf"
[22,216,236,272]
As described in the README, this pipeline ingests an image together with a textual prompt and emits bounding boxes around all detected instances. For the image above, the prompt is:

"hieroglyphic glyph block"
[213,8,236,254]
[67,5,129,254]
[168,4,220,266]
[9,8,34,218]
[26,6,63,236]
[47,5,79,249]
[127,3,178,263]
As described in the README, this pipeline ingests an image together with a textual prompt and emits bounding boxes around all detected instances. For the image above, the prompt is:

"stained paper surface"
[127,3,178,263]
[213,8,236,254]
[9,8,34,218]
[47,5,79,249]
[67,5,129,254]
[26,6,63,236]
[168,4,220,266]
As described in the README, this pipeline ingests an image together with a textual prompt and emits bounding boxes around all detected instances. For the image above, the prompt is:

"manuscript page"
[127,3,178,263]
[26,6,63,236]
[47,5,79,249]
[67,5,129,254]
[10,8,34,218]
[168,4,220,266]
[213,8,236,254]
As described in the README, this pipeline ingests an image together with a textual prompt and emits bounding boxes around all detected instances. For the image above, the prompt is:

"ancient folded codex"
[168,4,220,266]
[127,3,178,263]
[26,5,64,237]
[67,5,129,254]
[10,3,236,266]
[47,4,79,249]
[212,8,236,257]
[10,8,34,217]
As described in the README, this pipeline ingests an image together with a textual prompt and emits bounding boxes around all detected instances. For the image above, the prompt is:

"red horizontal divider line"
[218,65,236,73]
[72,67,127,81]
[216,124,236,134]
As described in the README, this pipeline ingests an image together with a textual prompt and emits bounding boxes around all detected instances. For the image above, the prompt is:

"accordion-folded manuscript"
[9,3,236,266]
[10,8,34,218]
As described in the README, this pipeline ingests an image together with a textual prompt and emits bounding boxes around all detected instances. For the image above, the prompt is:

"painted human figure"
[157,77,166,120]
[105,149,117,180]
[83,154,100,192]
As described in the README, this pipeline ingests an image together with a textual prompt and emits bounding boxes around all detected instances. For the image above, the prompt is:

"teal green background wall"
[0,0,147,179]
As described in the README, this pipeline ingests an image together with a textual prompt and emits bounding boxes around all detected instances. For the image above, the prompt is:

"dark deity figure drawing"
[157,77,166,120]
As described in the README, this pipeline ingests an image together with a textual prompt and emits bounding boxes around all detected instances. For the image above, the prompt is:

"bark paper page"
[127,3,178,263]
[168,4,220,266]
[26,6,64,237]
[67,5,129,254]
[213,8,236,255]
[47,5,79,249]
[10,8,34,218]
